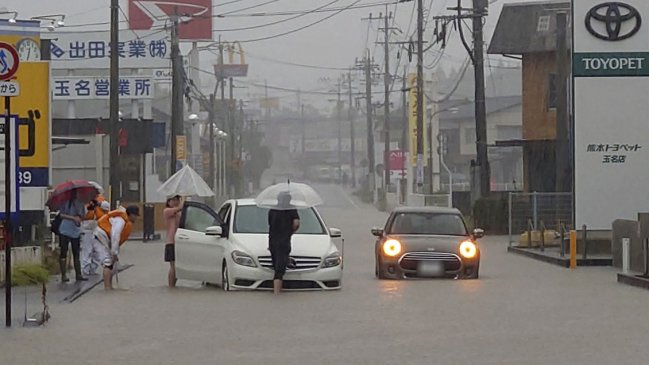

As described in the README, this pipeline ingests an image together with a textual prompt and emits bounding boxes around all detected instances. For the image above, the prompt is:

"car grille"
[259,280,321,289]
[399,252,462,272]
[257,256,322,270]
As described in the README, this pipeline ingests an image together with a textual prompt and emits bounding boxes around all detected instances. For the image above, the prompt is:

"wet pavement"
[2,184,649,364]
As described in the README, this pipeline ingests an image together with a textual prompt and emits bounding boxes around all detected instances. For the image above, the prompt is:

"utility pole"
[337,79,343,183]
[363,51,376,198]
[347,70,357,188]
[218,42,227,192]
[228,77,235,196]
[208,93,216,191]
[472,0,489,197]
[382,9,392,191]
[415,0,425,189]
[170,10,184,175]
[555,11,569,193]
[434,0,490,198]
[109,0,120,207]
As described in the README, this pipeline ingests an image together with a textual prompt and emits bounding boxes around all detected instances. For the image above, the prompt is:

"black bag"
[51,213,62,235]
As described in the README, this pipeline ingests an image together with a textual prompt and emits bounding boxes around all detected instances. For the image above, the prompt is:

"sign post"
[0,40,19,327]
[572,1,649,229]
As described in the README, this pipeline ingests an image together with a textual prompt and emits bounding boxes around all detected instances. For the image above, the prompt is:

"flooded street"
[2,185,648,364]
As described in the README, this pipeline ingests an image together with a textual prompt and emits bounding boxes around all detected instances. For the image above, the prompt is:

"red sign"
[388,150,406,171]
[128,0,213,41]
[0,42,20,81]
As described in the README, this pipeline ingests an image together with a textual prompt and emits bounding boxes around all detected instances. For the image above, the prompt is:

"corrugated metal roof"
[488,1,570,55]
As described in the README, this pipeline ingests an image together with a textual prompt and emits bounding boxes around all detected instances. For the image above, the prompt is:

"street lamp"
[0,11,18,23]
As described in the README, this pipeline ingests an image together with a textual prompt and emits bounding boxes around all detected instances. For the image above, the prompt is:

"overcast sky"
[1,0,528,107]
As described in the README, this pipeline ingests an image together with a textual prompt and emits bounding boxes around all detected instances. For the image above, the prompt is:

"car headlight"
[323,252,342,268]
[231,250,257,267]
[382,239,402,257]
[459,241,477,259]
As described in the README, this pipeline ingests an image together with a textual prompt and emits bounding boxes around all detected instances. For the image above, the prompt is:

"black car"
[372,206,483,280]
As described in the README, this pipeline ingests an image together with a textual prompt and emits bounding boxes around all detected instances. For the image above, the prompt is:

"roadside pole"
[0,41,20,327]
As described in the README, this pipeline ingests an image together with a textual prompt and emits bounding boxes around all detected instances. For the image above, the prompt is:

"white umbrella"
[255,182,323,210]
[157,164,215,197]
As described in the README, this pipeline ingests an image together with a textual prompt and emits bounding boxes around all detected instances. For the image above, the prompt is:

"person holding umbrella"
[57,190,90,282]
[164,195,184,288]
[268,191,300,295]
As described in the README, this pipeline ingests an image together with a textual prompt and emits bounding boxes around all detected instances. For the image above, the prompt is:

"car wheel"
[464,265,479,280]
[375,256,387,280]
[221,261,231,291]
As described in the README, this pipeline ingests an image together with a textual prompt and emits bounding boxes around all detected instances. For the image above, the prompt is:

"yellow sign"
[0,62,50,187]
[0,22,49,187]
[176,136,187,161]
[407,73,428,166]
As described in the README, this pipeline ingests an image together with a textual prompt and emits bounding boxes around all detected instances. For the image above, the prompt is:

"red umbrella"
[46,180,99,211]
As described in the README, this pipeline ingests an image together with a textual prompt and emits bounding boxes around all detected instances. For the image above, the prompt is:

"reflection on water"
[378,280,404,298]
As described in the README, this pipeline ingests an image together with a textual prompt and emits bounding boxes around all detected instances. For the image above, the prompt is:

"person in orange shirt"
[80,197,110,276]
[91,206,139,290]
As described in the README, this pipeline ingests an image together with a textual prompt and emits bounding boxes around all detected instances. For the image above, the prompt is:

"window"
[537,15,551,32]
[218,204,231,223]
[465,127,476,144]
[184,206,219,232]
[388,212,468,236]
[234,205,326,235]
[547,73,558,109]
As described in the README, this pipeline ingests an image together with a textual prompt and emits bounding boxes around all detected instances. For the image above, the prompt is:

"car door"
[175,201,225,283]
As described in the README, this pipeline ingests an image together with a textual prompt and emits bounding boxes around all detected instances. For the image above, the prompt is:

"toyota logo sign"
[585,2,642,41]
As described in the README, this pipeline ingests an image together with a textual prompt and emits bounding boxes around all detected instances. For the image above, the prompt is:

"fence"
[508,192,573,247]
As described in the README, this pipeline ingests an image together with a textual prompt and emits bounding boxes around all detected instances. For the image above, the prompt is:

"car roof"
[392,206,462,215]
[232,198,257,206]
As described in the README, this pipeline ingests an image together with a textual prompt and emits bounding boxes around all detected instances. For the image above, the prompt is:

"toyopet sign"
[47,30,171,69]
[128,0,213,41]
[573,0,649,229]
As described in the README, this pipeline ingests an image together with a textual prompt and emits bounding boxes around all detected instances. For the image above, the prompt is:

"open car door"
[175,201,224,283]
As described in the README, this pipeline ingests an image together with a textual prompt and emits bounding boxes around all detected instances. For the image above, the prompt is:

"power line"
[213,0,341,32]
[218,0,281,17]
[234,0,363,43]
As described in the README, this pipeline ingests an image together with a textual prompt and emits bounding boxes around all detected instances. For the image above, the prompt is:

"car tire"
[464,265,479,280]
[221,261,231,291]
[375,256,387,280]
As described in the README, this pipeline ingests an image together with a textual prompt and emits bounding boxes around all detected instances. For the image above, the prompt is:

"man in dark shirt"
[268,192,300,295]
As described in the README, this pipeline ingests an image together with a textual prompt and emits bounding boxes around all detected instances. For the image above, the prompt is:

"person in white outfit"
[81,200,110,275]
[91,206,139,290]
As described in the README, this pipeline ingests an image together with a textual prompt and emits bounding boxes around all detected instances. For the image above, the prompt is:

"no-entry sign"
[0,42,19,81]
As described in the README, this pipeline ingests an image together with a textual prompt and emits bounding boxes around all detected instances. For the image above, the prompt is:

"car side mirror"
[472,228,485,239]
[206,226,223,237]
[371,227,384,237]
[329,228,342,238]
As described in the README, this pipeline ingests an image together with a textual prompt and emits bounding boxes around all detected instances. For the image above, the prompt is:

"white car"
[175,199,344,291]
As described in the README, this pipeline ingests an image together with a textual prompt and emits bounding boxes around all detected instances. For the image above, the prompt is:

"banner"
[52,76,154,100]
[48,30,171,69]
[407,73,427,166]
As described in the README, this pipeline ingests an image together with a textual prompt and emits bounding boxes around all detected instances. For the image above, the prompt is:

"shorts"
[164,244,175,262]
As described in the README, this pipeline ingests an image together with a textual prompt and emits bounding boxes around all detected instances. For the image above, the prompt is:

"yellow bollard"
[569,230,577,269]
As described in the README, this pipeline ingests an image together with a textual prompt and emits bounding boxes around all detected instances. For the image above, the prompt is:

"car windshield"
[234,205,326,235]
[388,212,468,236]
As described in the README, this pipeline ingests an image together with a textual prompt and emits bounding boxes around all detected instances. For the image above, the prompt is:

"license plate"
[417,261,445,278]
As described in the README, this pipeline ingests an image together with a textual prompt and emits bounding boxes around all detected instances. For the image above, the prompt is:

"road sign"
[0,81,19,96]
[0,42,19,81]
